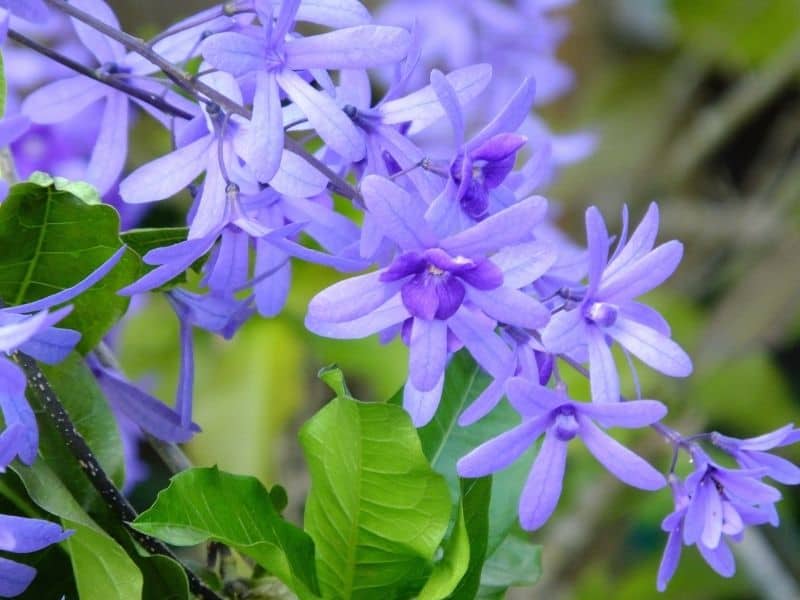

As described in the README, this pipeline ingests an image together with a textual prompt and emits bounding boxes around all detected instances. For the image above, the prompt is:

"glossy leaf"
[132,466,320,599]
[0,181,140,352]
[449,477,491,599]
[301,396,452,600]
[478,534,542,598]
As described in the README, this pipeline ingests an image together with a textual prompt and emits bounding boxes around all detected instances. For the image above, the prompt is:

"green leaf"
[449,477,491,599]
[12,460,143,600]
[27,172,101,205]
[391,350,535,555]
[0,181,140,352]
[418,502,469,600]
[138,555,191,600]
[121,227,189,257]
[132,466,320,599]
[478,534,542,598]
[37,353,126,498]
[301,397,452,600]
[64,519,145,600]
[317,364,352,398]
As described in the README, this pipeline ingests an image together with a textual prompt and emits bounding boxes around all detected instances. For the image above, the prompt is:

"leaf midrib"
[15,187,52,304]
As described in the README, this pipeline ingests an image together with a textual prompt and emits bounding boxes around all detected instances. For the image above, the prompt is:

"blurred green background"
[112,1,800,598]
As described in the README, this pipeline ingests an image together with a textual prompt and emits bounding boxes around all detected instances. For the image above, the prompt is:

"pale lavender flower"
[21,0,194,195]
[458,377,666,530]
[542,203,692,404]
[712,424,800,484]
[306,174,553,425]
[0,515,72,598]
[657,447,787,591]
[201,0,411,182]
[0,0,49,27]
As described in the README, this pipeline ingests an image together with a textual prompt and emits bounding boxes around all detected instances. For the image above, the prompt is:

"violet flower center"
[584,301,618,327]
[381,247,503,321]
[554,405,579,441]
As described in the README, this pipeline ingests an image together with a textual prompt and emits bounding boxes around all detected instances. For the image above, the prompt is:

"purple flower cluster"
[1,0,798,595]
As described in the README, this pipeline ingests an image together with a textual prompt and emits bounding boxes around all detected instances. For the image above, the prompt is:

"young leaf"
[121,227,189,257]
[417,501,469,600]
[132,466,320,600]
[301,396,452,600]
[0,181,140,352]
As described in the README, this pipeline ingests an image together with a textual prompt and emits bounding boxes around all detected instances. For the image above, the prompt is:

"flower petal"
[269,150,329,197]
[518,427,568,530]
[492,241,557,289]
[468,77,536,151]
[505,377,564,416]
[408,318,448,392]
[305,295,409,339]
[457,412,551,478]
[308,271,403,323]
[361,175,438,250]
[466,286,550,329]
[697,540,736,578]
[578,399,667,428]
[403,373,444,427]
[69,0,124,62]
[578,415,666,490]
[606,317,692,377]
[22,78,105,124]
[286,26,410,69]
[598,241,683,302]
[201,32,266,76]
[86,91,129,195]
[448,307,511,378]
[245,71,283,182]
[587,325,619,403]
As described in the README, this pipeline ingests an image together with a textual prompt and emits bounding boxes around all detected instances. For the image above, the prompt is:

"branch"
[7,29,193,121]
[44,0,363,204]
[14,352,224,600]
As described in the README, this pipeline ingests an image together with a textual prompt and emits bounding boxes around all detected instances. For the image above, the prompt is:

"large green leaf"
[301,396,452,600]
[449,477,491,599]
[120,227,189,257]
[392,351,535,555]
[417,502,469,600]
[12,460,143,600]
[0,181,140,352]
[132,466,320,599]
[478,534,542,599]
[137,555,191,600]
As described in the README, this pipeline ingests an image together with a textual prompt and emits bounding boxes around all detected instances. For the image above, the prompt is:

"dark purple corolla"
[458,377,666,530]
[542,203,693,404]
[306,175,551,425]
[0,515,72,598]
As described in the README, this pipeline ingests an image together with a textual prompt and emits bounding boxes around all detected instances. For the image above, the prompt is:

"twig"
[7,29,193,121]
[44,0,363,204]
[15,352,224,600]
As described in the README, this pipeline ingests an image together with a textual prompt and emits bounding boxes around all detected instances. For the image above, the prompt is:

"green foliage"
[0,181,140,352]
[670,0,800,68]
[478,534,543,599]
[300,393,452,599]
[449,477,492,599]
[133,466,320,599]
[121,227,189,257]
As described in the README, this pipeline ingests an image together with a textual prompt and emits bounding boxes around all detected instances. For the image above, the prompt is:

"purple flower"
[201,0,411,181]
[0,0,49,25]
[542,203,693,404]
[306,175,551,425]
[458,377,666,530]
[657,448,785,591]
[19,0,180,195]
[711,424,800,485]
[0,247,125,470]
[0,515,72,598]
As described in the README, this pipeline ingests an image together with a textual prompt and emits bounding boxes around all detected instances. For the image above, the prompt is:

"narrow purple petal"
[505,377,564,416]
[205,229,250,295]
[518,427,568,530]
[587,325,619,403]
[617,301,671,337]
[448,308,512,379]
[684,477,710,545]
[585,206,609,297]
[458,372,509,426]
[254,240,291,317]
[578,399,668,428]
[604,202,660,282]
[361,175,438,250]
[697,540,736,578]
[467,287,550,329]
[308,271,403,322]
[176,316,194,428]
[457,413,551,477]
[468,77,536,151]
[285,26,410,69]
[441,196,546,257]
[19,327,80,365]
[578,415,666,490]
[5,247,126,313]
[403,373,444,427]
[541,309,587,354]
[408,318,448,392]
[0,308,72,354]
[69,0,124,63]
[657,527,683,592]
[0,514,72,552]
[0,359,36,465]
[269,150,329,197]
[293,0,370,27]
[277,69,365,162]
[606,317,692,377]
[120,237,215,296]
[120,135,211,203]
[305,295,410,339]
[598,241,684,302]
[0,557,36,598]
[712,470,781,504]
[701,484,724,549]
[430,69,464,146]
[245,71,283,182]
[0,424,24,470]
[22,78,105,124]
[491,241,556,289]
[201,32,267,76]
[86,92,129,195]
